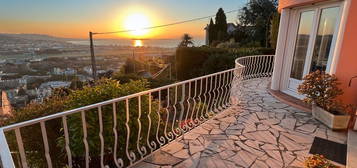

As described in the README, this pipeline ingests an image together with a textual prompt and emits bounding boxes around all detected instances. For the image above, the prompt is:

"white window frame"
[280,1,346,98]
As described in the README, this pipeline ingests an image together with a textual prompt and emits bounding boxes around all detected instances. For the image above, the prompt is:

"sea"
[67,38,205,48]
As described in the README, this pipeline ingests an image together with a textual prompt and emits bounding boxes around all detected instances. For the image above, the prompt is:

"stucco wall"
[279,0,328,11]
[279,0,357,106]
[335,0,357,106]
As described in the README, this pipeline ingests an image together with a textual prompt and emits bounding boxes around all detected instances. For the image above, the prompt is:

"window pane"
[290,11,315,80]
[310,7,340,72]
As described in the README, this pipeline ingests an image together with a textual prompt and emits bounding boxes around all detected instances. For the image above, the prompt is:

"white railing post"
[0,129,14,168]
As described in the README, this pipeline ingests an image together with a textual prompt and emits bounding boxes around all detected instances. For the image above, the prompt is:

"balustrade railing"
[0,55,274,168]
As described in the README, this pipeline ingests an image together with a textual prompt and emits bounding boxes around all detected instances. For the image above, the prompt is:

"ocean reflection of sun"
[134,40,143,47]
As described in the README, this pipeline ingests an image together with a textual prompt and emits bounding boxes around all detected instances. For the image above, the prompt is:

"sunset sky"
[0,0,247,39]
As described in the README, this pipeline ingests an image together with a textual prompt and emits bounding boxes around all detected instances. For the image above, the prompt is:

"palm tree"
[179,33,194,47]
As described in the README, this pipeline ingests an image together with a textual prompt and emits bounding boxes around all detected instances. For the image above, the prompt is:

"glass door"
[287,10,315,91]
[286,4,341,95]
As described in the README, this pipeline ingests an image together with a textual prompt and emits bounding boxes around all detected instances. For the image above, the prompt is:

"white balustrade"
[0,55,274,168]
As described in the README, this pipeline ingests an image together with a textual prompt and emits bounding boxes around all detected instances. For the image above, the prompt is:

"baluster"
[202,77,209,119]
[163,88,172,141]
[172,85,180,136]
[0,129,15,168]
[81,111,89,168]
[191,80,198,126]
[211,75,216,112]
[198,78,205,122]
[40,121,52,167]
[14,128,28,168]
[98,106,105,168]
[146,92,155,152]
[62,116,72,168]
[207,76,214,116]
[156,90,165,146]
[185,82,192,129]
[136,96,147,158]
[112,102,123,168]
[125,99,136,165]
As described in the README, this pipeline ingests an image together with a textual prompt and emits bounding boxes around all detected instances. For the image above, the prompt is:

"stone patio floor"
[132,78,347,168]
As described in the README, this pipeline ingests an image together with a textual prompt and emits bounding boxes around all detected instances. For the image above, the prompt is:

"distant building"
[53,67,76,76]
[227,23,237,35]
[204,22,238,45]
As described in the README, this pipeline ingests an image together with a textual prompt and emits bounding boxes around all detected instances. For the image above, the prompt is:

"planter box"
[312,105,351,130]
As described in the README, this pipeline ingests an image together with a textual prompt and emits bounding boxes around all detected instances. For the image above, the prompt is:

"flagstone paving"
[132,78,347,168]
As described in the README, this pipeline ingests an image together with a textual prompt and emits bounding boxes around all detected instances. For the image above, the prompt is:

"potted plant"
[304,154,340,168]
[298,70,351,130]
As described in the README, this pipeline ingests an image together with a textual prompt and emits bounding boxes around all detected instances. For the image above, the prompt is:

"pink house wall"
[279,0,328,11]
[335,0,357,105]
[279,0,357,106]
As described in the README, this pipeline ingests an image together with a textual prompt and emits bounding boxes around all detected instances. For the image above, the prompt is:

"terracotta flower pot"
[312,105,351,130]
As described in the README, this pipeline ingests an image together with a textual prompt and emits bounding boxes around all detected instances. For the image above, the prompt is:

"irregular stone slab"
[261,118,280,125]
[282,151,296,166]
[203,134,228,140]
[174,152,201,168]
[219,150,235,159]
[173,149,190,159]
[282,131,313,144]
[257,112,269,120]
[235,141,264,157]
[132,161,161,168]
[251,160,269,168]
[162,141,185,154]
[266,150,282,162]
[191,126,210,134]
[184,132,201,140]
[228,150,257,167]
[145,150,182,166]
[189,140,205,154]
[257,124,270,131]
[218,116,236,123]
[227,123,245,130]
[210,128,224,135]
[244,131,277,145]
[266,158,283,168]
[244,139,262,150]
[261,144,279,150]
[297,124,317,133]
[225,129,242,135]
[280,118,296,130]
[219,121,230,130]
[279,135,305,151]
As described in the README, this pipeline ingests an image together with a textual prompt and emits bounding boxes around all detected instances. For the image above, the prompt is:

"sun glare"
[124,13,151,36]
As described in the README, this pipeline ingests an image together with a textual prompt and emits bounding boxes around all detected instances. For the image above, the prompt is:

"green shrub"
[4,79,164,167]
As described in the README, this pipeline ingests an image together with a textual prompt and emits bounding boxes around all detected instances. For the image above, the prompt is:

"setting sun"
[124,13,151,37]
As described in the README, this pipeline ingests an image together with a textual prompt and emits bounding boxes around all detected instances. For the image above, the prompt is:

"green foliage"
[175,47,229,80]
[175,46,272,80]
[4,79,164,167]
[207,8,228,45]
[59,79,161,163]
[239,0,278,47]
[270,13,280,49]
[298,70,345,113]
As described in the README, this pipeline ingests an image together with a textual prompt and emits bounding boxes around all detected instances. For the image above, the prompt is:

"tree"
[208,18,216,45]
[270,13,280,49]
[215,8,228,41]
[239,0,278,47]
[178,33,194,47]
